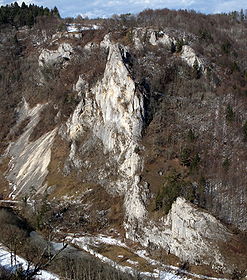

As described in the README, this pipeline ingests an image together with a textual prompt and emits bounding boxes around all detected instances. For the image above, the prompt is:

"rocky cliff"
[0,15,246,277]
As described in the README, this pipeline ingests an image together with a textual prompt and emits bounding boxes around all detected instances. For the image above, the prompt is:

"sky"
[1,0,246,18]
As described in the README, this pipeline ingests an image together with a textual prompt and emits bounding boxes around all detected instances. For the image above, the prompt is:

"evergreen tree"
[52,6,60,18]
[21,2,27,9]
[240,9,244,21]
[0,3,61,27]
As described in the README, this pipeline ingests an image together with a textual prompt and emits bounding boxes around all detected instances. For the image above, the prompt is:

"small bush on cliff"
[155,172,187,213]
[222,157,230,171]
[221,41,231,54]
[176,39,186,53]
[180,148,200,171]
[187,129,198,142]
[243,121,247,141]
[226,104,235,122]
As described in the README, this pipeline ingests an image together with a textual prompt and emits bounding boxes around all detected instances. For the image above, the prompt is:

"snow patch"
[67,24,101,33]
[0,245,59,280]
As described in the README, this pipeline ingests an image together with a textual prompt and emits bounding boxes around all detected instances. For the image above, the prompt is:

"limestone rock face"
[167,197,231,268]
[132,28,146,50]
[39,42,73,67]
[181,45,204,71]
[67,41,145,203]
[148,30,205,72]
[52,31,82,40]
[130,197,233,272]
[67,40,148,224]
[100,34,111,49]
[73,75,88,97]
[84,42,98,51]
[5,100,57,198]
[149,30,176,47]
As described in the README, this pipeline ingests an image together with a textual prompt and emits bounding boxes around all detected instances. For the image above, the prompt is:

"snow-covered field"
[0,245,59,280]
[67,24,101,32]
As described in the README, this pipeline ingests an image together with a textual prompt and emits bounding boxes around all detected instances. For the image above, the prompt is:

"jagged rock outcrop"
[52,31,82,40]
[39,42,73,67]
[149,30,205,72]
[132,28,146,50]
[149,30,176,47]
[73,75,89,97]
[66,42,144,197]
[65,39,149,233]
[180,45,204,71]
[100,33,111,49]
[84,42,98,51]
[128,197,234,272]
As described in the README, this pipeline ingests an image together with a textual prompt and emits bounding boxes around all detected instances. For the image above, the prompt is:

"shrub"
[155,172,182,213]
[222,157,230,170]
[180,148,193,167]
[180,148,200,172]
[221,41,231,54]
[176,39,186,53]
[230,62,240,73]
[155,172,192,213]
[187,129,198,142]
[226,104,235,122]
[198,29,213,41]
[190,153,201,170]
[170,42,176,53]
[243,121,247,141]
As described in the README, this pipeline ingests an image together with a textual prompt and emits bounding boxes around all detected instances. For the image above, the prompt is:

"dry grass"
[45,135,93,199]
[217,236,247,276]
[92,244,155,273]
[80,185,125,234]
[147,247,180,267]
[189,265,229,279]
[44,135,125,234]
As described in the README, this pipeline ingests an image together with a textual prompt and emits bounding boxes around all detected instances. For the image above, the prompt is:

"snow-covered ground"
[0,245,59,280]
[66,234,229,280]
[0,236,187,280]
[0,231,229,280]
[67,235,141,276]
[67,24,101,32]
[66,234,190,280]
